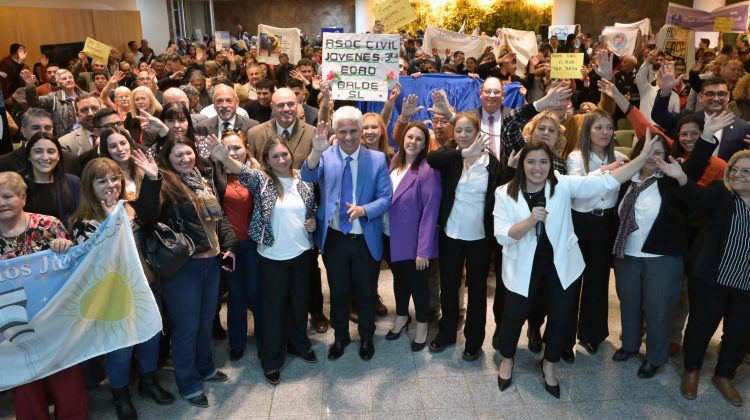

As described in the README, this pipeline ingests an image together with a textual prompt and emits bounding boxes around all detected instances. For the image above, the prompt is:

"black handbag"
[143,202,195,278]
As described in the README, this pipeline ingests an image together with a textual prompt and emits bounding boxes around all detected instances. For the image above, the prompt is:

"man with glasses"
[0,108,81,175]
[654,69,750,161]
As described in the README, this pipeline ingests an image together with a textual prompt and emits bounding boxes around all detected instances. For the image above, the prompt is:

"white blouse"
[445,153,489,241]
[566,150,628,212]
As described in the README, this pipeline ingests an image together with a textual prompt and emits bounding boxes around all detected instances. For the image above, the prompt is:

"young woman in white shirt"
[493,134,657,398]
[565,110,629,356]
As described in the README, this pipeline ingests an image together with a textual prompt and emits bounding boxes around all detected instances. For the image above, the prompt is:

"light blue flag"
[0,202,162,390]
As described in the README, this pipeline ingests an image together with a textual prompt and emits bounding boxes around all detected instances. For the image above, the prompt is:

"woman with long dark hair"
[493,136,657,398]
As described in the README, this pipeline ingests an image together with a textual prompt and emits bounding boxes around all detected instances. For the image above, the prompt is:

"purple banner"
[665,1,750,32]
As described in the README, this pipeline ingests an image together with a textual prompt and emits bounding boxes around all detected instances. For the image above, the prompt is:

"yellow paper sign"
[373,0,417,33]
[713,17,733,33]
[83,37,112,65]
[550,53,584,80]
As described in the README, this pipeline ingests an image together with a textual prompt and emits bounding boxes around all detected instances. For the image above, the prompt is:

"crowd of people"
[0,15,749,420]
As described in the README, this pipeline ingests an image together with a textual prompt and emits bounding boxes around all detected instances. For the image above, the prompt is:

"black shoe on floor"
[205,371,228,383]
[264,369,280,385]
[229,349,244,362]
[540,360,560,399]
[612,348,637,362]
[579,340,599,355]
[138,372,174,405]
[637,361,659,378]
[561,348,575,364]
[310,313,330,334]
[359,339,375,360]
[428,339,453,353]
[112,387,137,420]
[462,348,481,361]
[527,328,542,353]
[328,337,351,360]
[186,393,209,408]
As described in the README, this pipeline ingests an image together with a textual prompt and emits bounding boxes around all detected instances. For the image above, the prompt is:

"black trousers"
[683,276,750,379]
[322,228,379,341]
[259,250,313,371]
[500,255,580,363]
[571,210,616,345]
[391,258,430,322]
[435,233,492,351]
[491,244,505,330]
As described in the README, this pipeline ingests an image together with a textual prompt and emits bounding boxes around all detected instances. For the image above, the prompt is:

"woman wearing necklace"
[493,134,657,398]
[209,135,317,386]
[21,132,80,228]
[0,171,84,420]
[384,121,441,351]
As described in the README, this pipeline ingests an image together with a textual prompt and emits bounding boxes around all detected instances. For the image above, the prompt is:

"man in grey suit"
[248,87,313,169]
[59,93,102,156]
[194,83,259,139]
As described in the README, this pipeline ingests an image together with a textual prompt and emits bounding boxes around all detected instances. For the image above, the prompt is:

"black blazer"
[651,94,750,161]
[678,134,738,284]
[616,176,688,257]
[426,148,502,241]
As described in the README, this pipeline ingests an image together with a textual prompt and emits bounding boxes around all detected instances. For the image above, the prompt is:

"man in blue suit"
[301,106,392,361]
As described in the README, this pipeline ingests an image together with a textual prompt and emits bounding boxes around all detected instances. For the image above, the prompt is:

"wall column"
[354,0,375,33]
[551,0,576,25]
[693,0,725,12]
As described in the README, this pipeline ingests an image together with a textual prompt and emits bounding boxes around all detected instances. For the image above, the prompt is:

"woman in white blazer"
[492,134,658,398]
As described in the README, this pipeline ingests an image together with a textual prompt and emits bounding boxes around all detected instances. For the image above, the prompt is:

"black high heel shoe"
[385,316,411,340]
[497,358,514,391]
[540,359,560,399]
[411,323,428,351]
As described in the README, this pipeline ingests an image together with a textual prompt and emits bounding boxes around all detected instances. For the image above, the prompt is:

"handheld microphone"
[535,195,546,239]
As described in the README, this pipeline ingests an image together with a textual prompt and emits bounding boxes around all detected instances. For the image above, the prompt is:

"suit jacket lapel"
[392,168,417,203]
[287,122,303,154]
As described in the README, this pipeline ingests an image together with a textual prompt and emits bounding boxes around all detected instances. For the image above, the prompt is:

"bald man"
[194,83,259,138]
[247,87,314,168]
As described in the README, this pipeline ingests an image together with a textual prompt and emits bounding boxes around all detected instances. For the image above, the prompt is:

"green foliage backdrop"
[404,0,552,34]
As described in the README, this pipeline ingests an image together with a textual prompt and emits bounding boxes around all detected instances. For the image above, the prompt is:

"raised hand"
[100,193,118,215]
[109,71,125,87]
[290,68,307,83]
[703,111,735,138]
[426,90,453,119]
[592,50,614,81]
[78,51,88,62]
[39,54,49,67]
[387,83,401,105]
[311,120,330,153]
[445,48,451,59]
[311,74,322,90]
[19,69,36,86]
[537,83,573,110]
[401,94,424,118]
[653,155,686,183]
[657,62,678,93]
[639,128,660,159]
[131,149,159,179]
[498,51,516,65]
[137,109,169,134]
[462,132,491,158]
[507,149,520,169]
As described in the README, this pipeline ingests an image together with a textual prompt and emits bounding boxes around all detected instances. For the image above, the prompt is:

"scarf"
[179,167,223,222]
[612,176,658,259]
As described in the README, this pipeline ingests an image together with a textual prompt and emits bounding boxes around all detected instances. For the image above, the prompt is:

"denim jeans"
[226,240,262,353]
[160,257,220,398]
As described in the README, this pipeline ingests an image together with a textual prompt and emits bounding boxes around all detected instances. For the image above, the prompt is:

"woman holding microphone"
[493,133,658,398]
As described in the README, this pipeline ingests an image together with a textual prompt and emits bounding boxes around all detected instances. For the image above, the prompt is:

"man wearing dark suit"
[301,107,392,361]
[194,84,259,138]
[0,108,81,176]
[287,78,319,125]
[248,87,313,168]
[653,74,750,161]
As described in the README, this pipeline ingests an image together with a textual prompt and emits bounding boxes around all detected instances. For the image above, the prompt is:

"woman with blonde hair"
[132,86,163,116]
[729,72,750,120]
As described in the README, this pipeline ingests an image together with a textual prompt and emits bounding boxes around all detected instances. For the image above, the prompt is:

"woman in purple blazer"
[385,121,442,351]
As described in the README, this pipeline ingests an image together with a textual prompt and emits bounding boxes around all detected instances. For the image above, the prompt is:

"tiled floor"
[1,264,749,419]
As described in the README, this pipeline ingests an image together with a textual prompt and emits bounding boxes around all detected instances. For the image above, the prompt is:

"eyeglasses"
[95,121,124,130]
[678,130,701,137]
[729,166,750,178]
[481,89,503,96]
[702,91,729,99]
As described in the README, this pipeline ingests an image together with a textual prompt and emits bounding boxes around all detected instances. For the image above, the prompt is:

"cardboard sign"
[550,53,584,79]
[257,24,302,65]
[373,0,417,33]
[666,1,750,32]
[713,16,733,33]
[83,37,111,65]
[322,33,399,101]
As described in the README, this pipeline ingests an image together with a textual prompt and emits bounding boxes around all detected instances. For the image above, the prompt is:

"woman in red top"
[217,130,261,362]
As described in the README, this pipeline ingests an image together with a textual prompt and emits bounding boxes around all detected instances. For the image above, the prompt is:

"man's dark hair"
[297,58,314,68]
[721,45,736,55]
[655,51,666,58]
[92,108,118,128]
[166,54,182,62]
[92,70,108,79]
[74,93,102,110]
[701,76,728,91]
[700,38,710,45]
[286,78,305,90]
[441,63,457,73]
[255,79,275,92]
[10,43,24,55]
